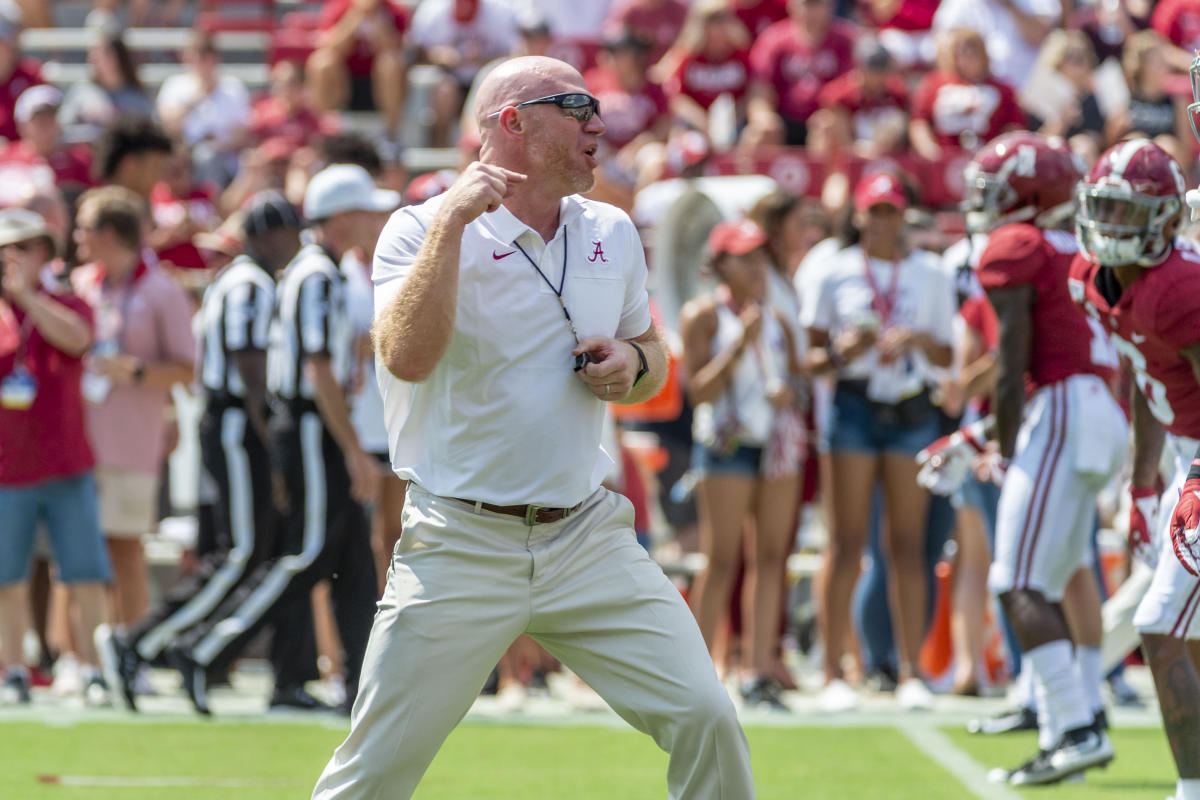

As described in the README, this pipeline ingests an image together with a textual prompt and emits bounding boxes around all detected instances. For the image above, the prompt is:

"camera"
[573,352,598,372]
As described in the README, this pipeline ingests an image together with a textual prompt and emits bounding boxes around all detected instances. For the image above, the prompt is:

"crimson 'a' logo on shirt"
[588,242,607,263]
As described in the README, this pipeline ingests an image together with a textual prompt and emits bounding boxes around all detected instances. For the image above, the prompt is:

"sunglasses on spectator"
[488,93,601,123]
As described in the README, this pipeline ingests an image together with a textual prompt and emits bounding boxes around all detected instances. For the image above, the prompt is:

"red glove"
[1172,477,1200,576]
[1129,486,1160,566]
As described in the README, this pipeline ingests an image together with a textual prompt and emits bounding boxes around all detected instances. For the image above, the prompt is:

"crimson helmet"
[961,132,1081,234]
[1075,138,1185,267]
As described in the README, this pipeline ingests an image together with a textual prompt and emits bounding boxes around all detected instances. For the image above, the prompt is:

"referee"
[96,192,302,710]
[170,165,396,714]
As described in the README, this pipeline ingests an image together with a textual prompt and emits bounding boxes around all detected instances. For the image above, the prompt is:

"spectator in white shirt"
[156,31,250,187]
[932,0,1061,93]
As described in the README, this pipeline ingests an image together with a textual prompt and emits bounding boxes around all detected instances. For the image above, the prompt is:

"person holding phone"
[0,209,112,706]
[802,171,956,712]
[681,219,805,710]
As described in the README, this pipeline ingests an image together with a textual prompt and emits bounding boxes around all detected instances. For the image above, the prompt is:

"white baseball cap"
[0,207,51,249]
[15,85,62,124]
[303,164,400,221]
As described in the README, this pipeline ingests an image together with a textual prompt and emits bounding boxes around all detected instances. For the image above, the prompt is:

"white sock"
[1028,640,1093,748]
[1076,645,1104,714]
[1014,663,1035,708]
[1179,778,1200,800]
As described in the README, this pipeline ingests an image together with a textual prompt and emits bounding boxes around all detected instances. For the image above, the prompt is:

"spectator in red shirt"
[0,10,43,146]
[149,144,220,273]
[251,61,340,152]
[746,0,857,147]
[660,0,754,140]
[909,28,1026,161]
[815,38,910,158]
[585,30,671,203]
[0,208,113,707]
[732,0,789,37]
[306,0,408,138]
[0,86,95,203]
[1150,0,1200,73]
[605,0,690,64]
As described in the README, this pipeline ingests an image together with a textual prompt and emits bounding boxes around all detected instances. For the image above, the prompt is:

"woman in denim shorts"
[800,172,957,711]
[680,219,805,710]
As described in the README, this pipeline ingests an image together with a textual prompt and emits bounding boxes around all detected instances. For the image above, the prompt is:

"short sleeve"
[922,256,958,346]
[373,205,433,318]
[615,220,653,339]
[910,72,937,123]
[799,248,838,332]
[153,275,198,365]
[976,225,1047,291]
[224,280,272,352]
[1155,272,1200,350]
[748,31,775,82]
[298,273,332,356]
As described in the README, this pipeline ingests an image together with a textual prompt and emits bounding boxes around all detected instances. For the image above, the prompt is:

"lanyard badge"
[0,365,36,410]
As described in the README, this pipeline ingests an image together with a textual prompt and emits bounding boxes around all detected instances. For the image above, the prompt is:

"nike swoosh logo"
[493,250,516,260]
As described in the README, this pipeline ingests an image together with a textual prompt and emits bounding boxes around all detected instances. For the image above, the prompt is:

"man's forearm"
[617,329,668,405]
[15,294,91,356]
[309,357,363,457]
[375,211,465,383]
[1131,386,1166,489]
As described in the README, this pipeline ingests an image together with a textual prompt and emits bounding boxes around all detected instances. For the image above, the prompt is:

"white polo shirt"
[800,244,956,403]
[372,194,653,507]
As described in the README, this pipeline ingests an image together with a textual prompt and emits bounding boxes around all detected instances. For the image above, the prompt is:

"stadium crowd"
[4,0,1200,793]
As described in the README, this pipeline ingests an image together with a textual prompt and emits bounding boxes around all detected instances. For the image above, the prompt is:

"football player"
[1072,138,1200,800]
[968,132,1126,784]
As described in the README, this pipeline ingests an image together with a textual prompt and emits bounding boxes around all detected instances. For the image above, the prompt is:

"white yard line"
[37,775,303,788]
[898,724,1025,800]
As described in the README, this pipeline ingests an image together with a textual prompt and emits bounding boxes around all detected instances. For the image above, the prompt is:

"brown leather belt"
[453,498,582,525]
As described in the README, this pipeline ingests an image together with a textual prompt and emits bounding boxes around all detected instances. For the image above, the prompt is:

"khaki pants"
[313,484,755,800]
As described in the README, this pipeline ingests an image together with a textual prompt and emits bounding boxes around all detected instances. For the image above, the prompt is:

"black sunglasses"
[488,92,601,123]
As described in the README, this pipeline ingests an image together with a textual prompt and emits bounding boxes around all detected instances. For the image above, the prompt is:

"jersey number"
[1111,332,1175,426]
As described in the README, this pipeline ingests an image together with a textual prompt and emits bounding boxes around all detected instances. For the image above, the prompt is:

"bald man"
[311,56,755,799]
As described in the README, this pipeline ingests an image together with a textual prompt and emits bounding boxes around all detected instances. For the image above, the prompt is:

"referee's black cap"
[242,190,303,238]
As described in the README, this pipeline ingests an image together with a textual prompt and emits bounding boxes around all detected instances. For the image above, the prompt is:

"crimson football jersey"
[1069,240,1200,438]
[977,223,1116,390]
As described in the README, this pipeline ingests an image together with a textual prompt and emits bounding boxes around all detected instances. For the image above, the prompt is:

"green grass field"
[0,719,1180,799]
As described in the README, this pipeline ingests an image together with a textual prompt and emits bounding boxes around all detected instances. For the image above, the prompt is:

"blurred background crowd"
[0,0,1185,716]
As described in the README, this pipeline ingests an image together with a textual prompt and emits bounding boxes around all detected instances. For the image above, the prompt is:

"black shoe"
[740,676,789,712]
[1093,708,1109,731]
[967,705,1037,735]
[166,647,210,716]
[269,685,333,712]
[94,624,139,711]
[1009,725,1114,785]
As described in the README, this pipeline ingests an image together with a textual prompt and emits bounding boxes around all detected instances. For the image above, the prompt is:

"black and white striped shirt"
[268,242,354,402]
[198,255,275,399]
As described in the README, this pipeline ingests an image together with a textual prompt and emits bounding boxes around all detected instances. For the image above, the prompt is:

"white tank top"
[693,299,790,448]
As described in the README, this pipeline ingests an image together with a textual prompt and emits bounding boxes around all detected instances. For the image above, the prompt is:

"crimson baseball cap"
[707,219,767,257]
[853,172,909,211]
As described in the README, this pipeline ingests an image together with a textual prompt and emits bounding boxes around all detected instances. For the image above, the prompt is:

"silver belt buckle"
[524,504,542,525]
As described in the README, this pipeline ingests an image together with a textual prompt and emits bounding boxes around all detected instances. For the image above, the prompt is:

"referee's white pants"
[312,484,755,800]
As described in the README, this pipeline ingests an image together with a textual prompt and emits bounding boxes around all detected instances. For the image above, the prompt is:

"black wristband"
[1188,458,1200,483]
[628,340,649,388]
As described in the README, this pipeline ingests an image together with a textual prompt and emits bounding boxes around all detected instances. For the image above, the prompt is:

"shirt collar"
[483,195,586,246]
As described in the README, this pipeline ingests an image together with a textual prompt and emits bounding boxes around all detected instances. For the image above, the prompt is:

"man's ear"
[497,107,522,135]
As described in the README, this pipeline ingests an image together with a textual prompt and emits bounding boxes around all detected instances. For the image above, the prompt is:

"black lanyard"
[513,226,580,345]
